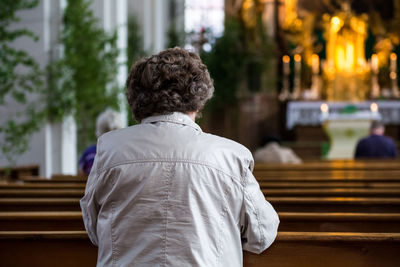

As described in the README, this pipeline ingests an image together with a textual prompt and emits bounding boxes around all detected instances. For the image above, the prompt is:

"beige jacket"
[80,112,279,266]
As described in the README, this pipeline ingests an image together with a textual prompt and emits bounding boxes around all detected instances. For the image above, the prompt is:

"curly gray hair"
[126,47,214,122]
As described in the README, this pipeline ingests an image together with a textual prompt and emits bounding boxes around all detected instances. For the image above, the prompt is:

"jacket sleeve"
[80,152,101,246]
[240,167,279,254]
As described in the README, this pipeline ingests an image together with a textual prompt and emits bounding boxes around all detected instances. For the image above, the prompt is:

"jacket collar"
[141,112,202,132]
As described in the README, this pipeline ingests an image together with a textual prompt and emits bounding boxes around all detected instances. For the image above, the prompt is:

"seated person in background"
[254,135,302,164]
[354,120,398,159]
[78,109,123,176]
[80,47,279,266]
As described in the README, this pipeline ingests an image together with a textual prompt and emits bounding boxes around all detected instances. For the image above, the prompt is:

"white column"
[116,0,128,127]
[143,0,152,52]
[60,116,77,174]
[48,0,77,177]
[154,0,164,53]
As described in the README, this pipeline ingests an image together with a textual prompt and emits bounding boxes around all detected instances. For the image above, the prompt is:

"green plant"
[0,0,46,164]
[201,19,247,110]
[201,16,275,110]
[48,0,121,152]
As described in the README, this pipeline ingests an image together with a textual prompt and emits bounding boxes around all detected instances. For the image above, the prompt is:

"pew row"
[259,181,400,189]
[3,180,400,190]
[0,189,84,198]
[19,176,86,183]
[1,188,400,198]
[0,231,399,267]
[0,182,86,189]
[269,197,400,213]
[244,232,400,267]
[1,197,399,212]
[1,211,400,233]
[262,188,400,197]
[254,171,400,180]
[278,212,400,232]
[254,161,400,171]
[0,211,84,231]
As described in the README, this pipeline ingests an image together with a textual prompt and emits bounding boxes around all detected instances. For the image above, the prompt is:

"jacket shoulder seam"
[98,158,242,181]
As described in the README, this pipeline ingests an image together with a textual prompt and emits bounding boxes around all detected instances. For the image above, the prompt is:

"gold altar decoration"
[241,0,257,28]
[323,4,370,101]
[282,0,302,31]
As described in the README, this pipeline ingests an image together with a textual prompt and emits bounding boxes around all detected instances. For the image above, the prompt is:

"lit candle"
[370,102,378,117]
[389,54,400,97]
[312,54,319,74]
[320,103,329,120]
[294,54,301,70]
[292,54,302,99]
[390,53,397,73]
[280,55,291,101]
[371,54,378,73]
[283,55,290,75]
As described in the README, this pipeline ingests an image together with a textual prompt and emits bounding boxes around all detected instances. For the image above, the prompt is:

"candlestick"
[310,54,320,100]
[320,103,329,121]
[279,55,291,101]
[370,54,380,98]
[312,54,319,74]
[390,53,400,98]
[390,53,397,72]
[292,54,301,99]
[371,54,378,74]
[283,55,290,75]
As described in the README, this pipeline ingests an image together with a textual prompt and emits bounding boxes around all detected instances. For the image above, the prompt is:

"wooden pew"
[259,181,400,189]
[0,211,84,231]
[269,197,400,213]
[255,175,400,182]
[2,196,399,212]
[253,161,400,180]
[2,187,400,198]
[2,211,399,233]
[1,231,399,267]
[244,232,400,267]
[0,189,84,198]
[254,160,400,171]
[0,182,86,189]
[0,231,97,267]
[278,212,400,233]
[262,188,400,197]
[0,165,39,180]
[0,198,81,211]
[19,176,87,183]
[254,170,400,180]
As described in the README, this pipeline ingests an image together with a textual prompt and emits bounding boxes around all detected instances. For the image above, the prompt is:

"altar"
[276,1,400,159]
[287,101,400,130]
[286,101,400,159]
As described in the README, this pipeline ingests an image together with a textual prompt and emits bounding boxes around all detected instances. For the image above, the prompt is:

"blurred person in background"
[78,109,123,176]
[254,135,302,164]
[354,120,398,159]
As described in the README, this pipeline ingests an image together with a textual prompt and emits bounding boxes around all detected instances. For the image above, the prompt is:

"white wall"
[0,0,128,177]
[0,0,72,178]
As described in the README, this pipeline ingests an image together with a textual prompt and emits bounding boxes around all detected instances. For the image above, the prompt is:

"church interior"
[0,0,399,266]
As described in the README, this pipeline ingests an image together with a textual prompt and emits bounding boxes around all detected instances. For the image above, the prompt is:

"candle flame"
[370,102,378,112]
[320,103,329,113]
[283,55,290,63]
